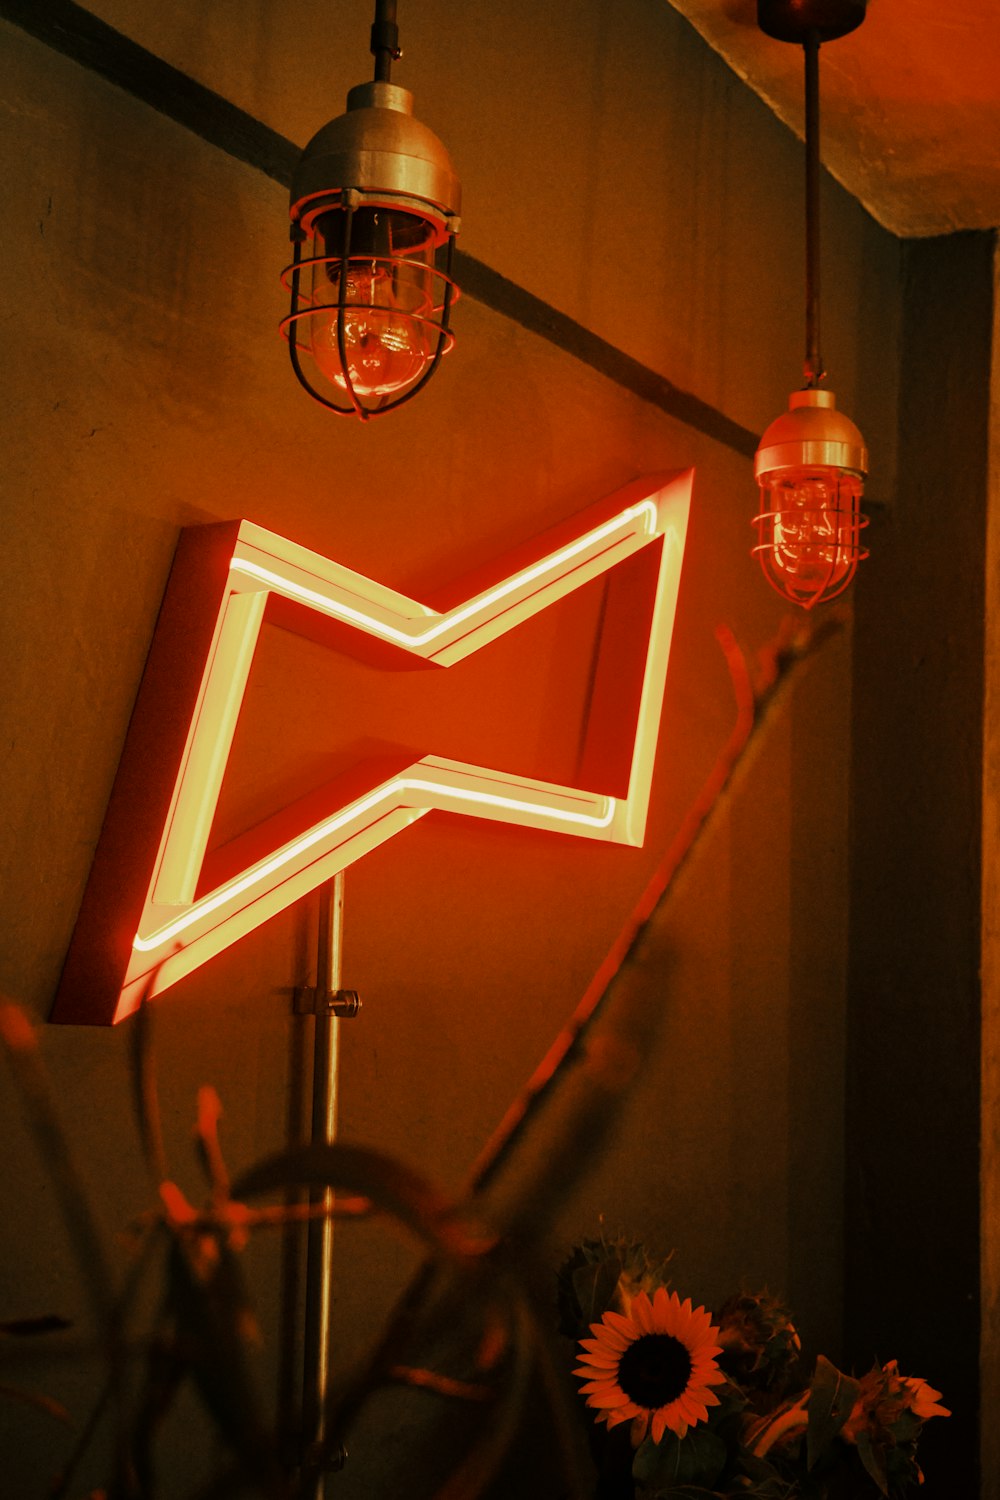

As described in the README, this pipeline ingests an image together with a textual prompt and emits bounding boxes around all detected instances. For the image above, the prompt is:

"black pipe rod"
[371,0,399,83]
[803,30,823,386]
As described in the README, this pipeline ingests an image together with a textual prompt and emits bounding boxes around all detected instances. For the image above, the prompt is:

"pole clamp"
[294,986,362,1018]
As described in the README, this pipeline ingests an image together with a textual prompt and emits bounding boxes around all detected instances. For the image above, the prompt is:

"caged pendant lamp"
[280,0,461,419]
[752,0,869,609]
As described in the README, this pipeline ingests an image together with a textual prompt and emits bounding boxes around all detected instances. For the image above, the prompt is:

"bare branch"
[466,614,843,1200]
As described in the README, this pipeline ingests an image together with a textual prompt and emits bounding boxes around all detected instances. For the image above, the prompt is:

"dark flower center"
[618,1333,692,1409]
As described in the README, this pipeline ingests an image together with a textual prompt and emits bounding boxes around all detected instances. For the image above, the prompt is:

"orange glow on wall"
[52,473,692,1025]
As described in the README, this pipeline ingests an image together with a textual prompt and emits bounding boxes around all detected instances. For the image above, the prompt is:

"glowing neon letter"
[53,472,692,1023]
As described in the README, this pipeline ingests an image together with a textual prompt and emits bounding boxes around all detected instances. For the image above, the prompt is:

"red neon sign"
[53,473,692,1024]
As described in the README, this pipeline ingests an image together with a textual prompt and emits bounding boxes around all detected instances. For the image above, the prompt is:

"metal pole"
[803,30,823,387]
[302,872,346,1493]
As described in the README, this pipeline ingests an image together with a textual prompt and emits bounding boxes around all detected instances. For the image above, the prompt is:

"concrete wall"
[0,2,902,1494]
[847,231,995,1499]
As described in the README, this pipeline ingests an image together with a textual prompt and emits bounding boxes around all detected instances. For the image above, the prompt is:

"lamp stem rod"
[803,29,824,387]
[302,872,346,1495]
[371,0,400,83]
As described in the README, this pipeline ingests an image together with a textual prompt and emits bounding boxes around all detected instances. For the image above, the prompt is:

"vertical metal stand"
[295,872,359,1493]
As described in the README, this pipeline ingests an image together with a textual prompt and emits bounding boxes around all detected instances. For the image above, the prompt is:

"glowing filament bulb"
[308,206,437,400]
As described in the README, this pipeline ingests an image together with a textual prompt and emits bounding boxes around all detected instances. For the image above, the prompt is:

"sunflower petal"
[630,1412,650,1445]
[577,1346,622,1364]
[631,1292,655,1334]
[586,1324,630,1351]
[578,1380,620,1396]
[678,1397,709,1424]
[587,1388,634,1409]
[666,1407,688,1440]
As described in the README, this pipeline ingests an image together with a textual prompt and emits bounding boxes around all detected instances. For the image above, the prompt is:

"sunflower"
[883,1360,951,1421]
[574,1286,726,1445]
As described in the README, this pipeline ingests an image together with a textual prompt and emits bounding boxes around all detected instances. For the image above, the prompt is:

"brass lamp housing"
[291,81,461,229]
[754,388,867,481]
[282,81,462,419]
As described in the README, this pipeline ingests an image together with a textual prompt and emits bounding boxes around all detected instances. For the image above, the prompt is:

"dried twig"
[0,1380,71,1424]
[195,1087,232,1209]
[388,1364,494,1402]
[466,615,842,1198]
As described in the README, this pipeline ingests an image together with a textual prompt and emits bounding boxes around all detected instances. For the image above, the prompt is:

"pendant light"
[752,0,869,609]
[280,0,461,420]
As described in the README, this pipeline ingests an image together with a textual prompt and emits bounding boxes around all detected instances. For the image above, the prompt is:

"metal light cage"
[281,75,461,421]
[752,473,866,608]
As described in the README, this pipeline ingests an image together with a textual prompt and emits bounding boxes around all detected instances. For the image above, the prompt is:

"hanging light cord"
[803,29,825,388]
[370,0,401,82]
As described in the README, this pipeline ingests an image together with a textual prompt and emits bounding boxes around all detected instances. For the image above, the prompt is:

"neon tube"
[52,473,692,1024]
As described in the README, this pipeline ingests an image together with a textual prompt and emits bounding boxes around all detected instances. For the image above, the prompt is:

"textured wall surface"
[847,231,995,1499]
[0,2,904,1495]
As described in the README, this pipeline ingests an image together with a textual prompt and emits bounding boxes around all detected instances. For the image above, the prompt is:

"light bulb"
[753,390,868,609]
[310,258,435,399]
[305,205,437,401]
[755,467,864,607]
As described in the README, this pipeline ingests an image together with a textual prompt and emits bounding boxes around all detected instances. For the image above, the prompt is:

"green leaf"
[633,1436,660,1482]
[855,1426,889,1495]
[739,1480,800,1500]
[632,1424,728,1489]
[737,1456,815,1500]
[557,1233,675,1336]
[737,1449,786,1483]
[890,1408,922,1443]
[806,1355,860,1469]
[571,1255,624,1326]
[706,1376,746,1426]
